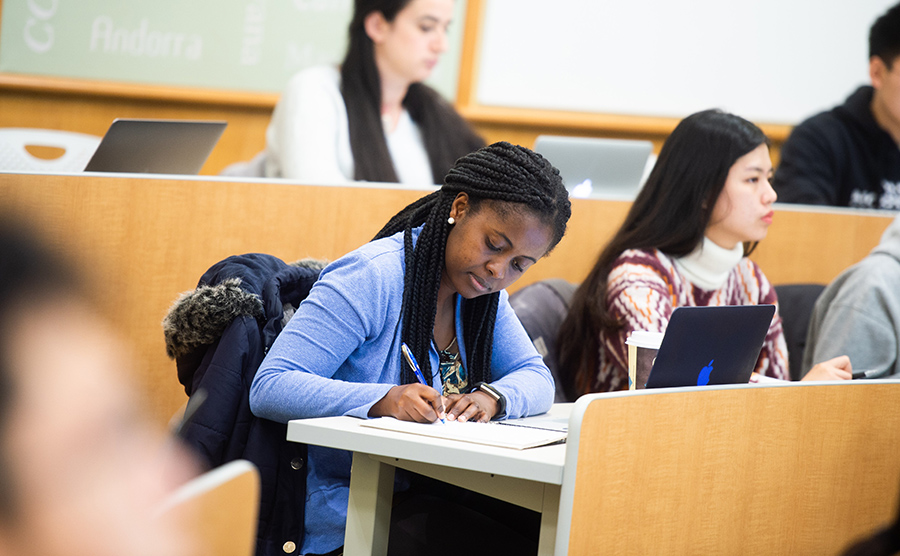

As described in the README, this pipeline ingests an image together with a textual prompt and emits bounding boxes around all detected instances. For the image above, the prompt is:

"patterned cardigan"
[593,248,788,392]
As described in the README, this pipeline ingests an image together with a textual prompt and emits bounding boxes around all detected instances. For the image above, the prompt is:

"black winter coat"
[163,253,325,556]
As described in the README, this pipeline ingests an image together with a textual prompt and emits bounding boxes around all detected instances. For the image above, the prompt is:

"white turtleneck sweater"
[673,237,745,290]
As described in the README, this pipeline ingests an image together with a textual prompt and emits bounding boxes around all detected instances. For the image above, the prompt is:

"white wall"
[477,0,896,124]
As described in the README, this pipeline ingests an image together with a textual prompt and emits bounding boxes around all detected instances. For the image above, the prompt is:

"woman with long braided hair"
[250,141,570,555]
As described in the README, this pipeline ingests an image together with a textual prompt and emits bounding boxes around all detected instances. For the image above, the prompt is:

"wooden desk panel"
[526,201,894,290]
[752,207,894,285]
[565,383,900,554]
[0,173,424,424]
[0,173,893,425]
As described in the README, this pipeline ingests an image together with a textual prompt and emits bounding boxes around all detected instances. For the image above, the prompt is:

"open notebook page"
[359,417,567,450]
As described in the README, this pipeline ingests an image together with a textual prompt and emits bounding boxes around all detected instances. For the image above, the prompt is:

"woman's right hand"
[368,384,447,423]
[803,355,853,381]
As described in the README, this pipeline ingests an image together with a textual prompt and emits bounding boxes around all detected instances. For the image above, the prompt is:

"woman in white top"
[266,0,484,185]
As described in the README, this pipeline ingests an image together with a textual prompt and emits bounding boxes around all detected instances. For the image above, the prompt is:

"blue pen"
[401,343,445,423]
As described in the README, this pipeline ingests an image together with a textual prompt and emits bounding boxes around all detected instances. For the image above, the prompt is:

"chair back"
[509,278,577,402]
[157,459,261,556]
[775,283,826,379]
[556,382,900,555]
[0,128,101,172]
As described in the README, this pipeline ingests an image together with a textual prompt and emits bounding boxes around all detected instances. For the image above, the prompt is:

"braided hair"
[374,141,571,386]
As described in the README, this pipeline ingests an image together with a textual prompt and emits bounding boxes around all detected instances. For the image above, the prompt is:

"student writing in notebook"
[249,142,570,556]
[556,109,852,398]
[264,0,484,184]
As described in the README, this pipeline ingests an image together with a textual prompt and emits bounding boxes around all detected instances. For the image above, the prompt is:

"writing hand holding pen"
[367,344,448,422]
[401,343,446,423]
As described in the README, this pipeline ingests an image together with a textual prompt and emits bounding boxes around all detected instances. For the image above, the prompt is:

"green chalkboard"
[0,0,466,100]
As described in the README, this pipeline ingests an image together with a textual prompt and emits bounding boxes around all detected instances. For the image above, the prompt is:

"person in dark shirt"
[774,2,900,209]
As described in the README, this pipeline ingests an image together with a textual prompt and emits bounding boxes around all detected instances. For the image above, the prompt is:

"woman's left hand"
[443,391,498,423]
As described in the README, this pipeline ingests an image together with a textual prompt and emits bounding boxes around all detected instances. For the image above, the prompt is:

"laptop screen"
[83,119,227,175]
[533,135,653,199]
[644,305,776,389]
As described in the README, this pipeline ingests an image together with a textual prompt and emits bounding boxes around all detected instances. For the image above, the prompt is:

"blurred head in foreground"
[0,216,196,556]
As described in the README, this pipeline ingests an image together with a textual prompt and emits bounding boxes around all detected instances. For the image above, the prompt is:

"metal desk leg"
[537,483,561,556]
[344,453,396,556]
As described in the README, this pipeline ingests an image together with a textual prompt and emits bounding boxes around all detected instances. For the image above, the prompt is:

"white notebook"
[360,417,567,450]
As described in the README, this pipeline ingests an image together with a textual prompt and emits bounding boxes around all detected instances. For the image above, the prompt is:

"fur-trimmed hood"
[162,253,327,394]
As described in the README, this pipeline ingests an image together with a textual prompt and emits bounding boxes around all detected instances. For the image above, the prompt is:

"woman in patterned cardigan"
[557,109,852,397]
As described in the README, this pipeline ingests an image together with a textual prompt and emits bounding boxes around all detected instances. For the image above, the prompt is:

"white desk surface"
[287,404,573,555]
[286,403,571,486]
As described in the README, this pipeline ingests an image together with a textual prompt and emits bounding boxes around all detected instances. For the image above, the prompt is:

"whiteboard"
[0,0,467,100]
[476,0,896,124]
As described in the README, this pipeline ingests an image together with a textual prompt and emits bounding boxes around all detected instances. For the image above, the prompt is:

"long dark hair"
[556,109,769,398]
[341,0,485,184]
[374,141,571,385]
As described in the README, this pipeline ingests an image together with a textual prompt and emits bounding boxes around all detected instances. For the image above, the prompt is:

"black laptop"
[83,119,227,174]
[644,305,776,389]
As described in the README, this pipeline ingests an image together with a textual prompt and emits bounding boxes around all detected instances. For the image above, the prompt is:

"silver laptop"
[533,135,653,199]
[84,119,227,174]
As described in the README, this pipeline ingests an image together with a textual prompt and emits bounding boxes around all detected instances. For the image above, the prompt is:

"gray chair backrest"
[774,283,826,380]
[509,279,578,402]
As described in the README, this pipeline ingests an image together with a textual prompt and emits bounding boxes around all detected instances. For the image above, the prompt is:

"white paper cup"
[626,331,664,390]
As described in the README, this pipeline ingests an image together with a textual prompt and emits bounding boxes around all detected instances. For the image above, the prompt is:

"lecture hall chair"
[156,459,261,556]
[774,283,827,380]
[0,128,100,172]
[509,278,578,402]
